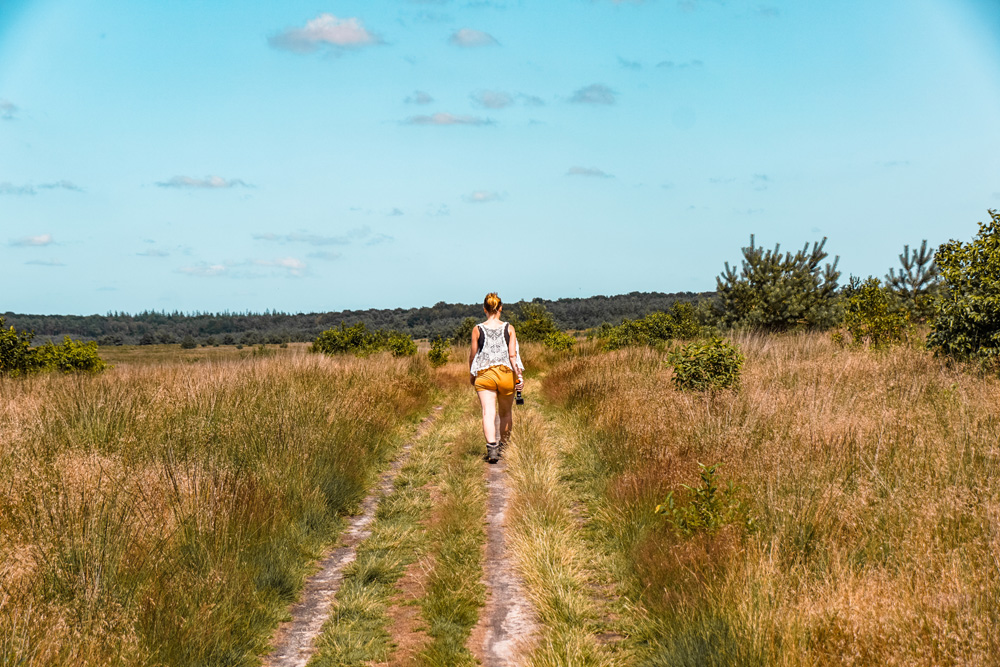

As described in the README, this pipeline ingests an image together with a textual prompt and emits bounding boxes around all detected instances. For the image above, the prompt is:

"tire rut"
[472,454,538,667]
[263,407,442,667]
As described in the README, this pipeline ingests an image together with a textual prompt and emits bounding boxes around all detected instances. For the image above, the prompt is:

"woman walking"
[469,292,524,463]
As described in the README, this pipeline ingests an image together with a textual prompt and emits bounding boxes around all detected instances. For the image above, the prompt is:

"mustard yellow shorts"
[474,365,515,396]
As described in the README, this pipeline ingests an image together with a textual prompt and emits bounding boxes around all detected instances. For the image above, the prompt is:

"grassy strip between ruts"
[306,390,461,666]
[503,385,630,667]
[413,397,488,667]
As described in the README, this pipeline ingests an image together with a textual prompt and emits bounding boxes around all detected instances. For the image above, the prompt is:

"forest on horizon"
[4,290,711,346]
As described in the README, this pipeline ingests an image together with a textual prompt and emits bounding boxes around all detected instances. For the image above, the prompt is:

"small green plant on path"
[669,337,743,391]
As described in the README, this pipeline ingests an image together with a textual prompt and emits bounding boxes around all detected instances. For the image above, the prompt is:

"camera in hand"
[515,389,524,405]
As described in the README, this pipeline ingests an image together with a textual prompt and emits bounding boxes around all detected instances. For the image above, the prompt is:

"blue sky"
[2,0,999,315]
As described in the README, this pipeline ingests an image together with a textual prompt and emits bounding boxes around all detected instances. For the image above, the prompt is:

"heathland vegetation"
[2,210,999,665]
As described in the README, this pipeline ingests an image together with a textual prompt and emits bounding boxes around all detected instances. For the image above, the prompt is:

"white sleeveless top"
[470,322,524,375]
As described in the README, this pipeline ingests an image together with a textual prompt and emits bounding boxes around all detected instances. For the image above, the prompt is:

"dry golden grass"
[544,332,1000,665]
[0,349,430,666]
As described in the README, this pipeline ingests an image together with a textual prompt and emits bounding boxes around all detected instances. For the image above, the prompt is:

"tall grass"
[0,351,429,666]
[544,332,1000,665]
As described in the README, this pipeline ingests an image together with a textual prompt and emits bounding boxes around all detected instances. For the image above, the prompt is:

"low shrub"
[313,322,417,357]
[543,330,576,351]
[428,335,450,367]
[655,463,751,537]
[509,302,559,342]
[603,302,700,350]
[669,337,743,391]
[841,277,910,349]
[1,318,106,375]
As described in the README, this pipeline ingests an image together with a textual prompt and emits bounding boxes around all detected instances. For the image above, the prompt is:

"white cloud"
[463,190,504,203]
[1,99,18,120]
[471,90,513,109]
[25,259,65,266]
[38,180,83,192]
[618,57,642,70]
[404,112,493,126]
[10,233,54,247]
[566,166,613,178]
[406,90,434,105]
[156,175,251,189]
[518,94,545,107]
[180,263,228,277]
[270,13,380,54]
[449,28,499,47]
[254,257,306,276]
[570,83,616,105]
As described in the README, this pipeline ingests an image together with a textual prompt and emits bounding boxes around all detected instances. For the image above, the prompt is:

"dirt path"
[471,450,538,666]
[263,407,441,667]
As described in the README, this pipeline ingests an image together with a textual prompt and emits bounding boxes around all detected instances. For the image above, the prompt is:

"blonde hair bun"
[483,292,502,314]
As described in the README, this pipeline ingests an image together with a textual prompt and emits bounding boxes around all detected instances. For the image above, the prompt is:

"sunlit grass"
[0,350,429,666]
[543,332,1000,665]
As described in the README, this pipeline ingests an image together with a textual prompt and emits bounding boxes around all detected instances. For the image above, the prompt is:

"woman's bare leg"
[478,389,498,442]
[497,393,515,444]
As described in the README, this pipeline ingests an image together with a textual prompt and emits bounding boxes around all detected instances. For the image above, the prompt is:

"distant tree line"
[4,291,710,346]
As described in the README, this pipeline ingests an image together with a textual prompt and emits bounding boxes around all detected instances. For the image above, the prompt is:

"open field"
[2,333,998,666]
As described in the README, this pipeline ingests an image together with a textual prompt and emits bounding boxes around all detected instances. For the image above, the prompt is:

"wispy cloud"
[567,166,613,178]
[449,28,499,47]
[405,90,434,105]
[518,93,545,107]
[463,190,504,203]
[10,233,54,247]
[656,59,704,69]
[254,227,378,246]
[269,13,381,54]
[755,6,780,18]
[709,176,735,184]
[366,233,393,245]
[0,99,18,120]
[881,160,911,168]
[388,208,404,216]
[471,90,513,109]
[179,263,229,277]
[137,248,170,257]
[618,57,642,70]
[156,175,252,189]
[307,250,342,261]
[404,112,493,126]
[427,203,450,217]
[253,257,306,276]
[25,259,65,266]
[1,181,83,195]
[570,83,616,105]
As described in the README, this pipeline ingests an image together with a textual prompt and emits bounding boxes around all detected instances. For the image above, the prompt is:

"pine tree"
[716,235,841,331]
[885,240,940,321]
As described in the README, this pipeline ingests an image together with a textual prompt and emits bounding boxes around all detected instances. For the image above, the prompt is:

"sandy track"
[471,454,538,667]
[263,407,441,667]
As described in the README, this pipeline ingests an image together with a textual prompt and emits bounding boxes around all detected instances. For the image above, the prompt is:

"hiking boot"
[486,442,500,463]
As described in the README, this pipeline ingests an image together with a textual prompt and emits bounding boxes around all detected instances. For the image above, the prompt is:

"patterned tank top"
[470,322,524,375]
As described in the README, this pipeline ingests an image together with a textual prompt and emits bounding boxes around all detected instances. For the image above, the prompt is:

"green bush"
[886,240,941,322]
[453,317,477,344]
[1,319,106,375]
[509,302,558,342]
[669,337,743,391]
[313,322,416,357]
[841,277,910,349]
[428,336,450,367]
[0,319,37,376]
[927,210,1000,367]
[32,337,107,373]
[543,330,576,351]
[602,302,700,350]
[180,335,197,349]
[716,235,841,331]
